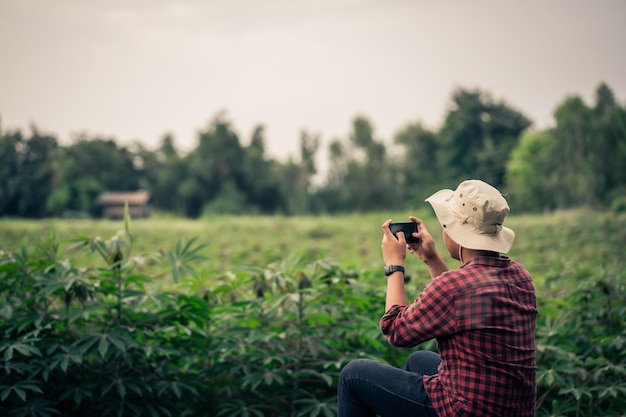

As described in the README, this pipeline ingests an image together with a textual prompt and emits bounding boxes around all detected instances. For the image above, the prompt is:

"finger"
[410,217,428,235]
[381,219,395,239]
[408,216,422,227]
[406,217,423,241]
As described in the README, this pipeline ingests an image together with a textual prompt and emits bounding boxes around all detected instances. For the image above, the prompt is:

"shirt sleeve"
[380,274,457,347]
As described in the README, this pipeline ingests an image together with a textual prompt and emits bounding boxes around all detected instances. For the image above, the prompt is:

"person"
[337,179,537,417]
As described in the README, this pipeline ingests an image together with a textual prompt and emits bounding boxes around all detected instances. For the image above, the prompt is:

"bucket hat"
[425,179,515,253]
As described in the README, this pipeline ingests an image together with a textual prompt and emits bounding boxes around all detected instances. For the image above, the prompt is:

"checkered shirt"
[380,256,537,417]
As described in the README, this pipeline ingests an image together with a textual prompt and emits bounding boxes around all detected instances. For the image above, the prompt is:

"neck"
[458,246,499,263]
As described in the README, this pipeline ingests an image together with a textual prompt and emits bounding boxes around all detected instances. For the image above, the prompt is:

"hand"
[407,217,440,264]
[381,219,407,266]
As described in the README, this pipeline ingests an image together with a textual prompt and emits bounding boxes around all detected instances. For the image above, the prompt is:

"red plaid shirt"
[380,256,537,417]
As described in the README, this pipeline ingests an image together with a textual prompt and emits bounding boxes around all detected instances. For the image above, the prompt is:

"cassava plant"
[0,208,212,417]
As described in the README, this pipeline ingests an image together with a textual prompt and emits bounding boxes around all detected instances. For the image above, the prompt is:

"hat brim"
[426,189,515,253]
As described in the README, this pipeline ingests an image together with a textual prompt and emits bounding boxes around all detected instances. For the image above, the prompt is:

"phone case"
[389,222,419,243]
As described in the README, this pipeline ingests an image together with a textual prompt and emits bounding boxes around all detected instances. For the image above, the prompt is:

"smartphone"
[389,222,419,243]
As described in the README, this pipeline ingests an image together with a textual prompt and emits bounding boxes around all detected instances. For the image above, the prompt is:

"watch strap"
[384,265,405,276]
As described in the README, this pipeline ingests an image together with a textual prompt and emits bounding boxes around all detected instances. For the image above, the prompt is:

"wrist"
[384,264,405,276]
[423,253,443,266]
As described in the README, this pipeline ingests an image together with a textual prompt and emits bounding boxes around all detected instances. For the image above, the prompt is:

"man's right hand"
[408,217,449,277]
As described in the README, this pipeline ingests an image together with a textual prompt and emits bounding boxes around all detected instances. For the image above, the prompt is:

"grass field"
[2,209,625,416]
[2,208,624,299]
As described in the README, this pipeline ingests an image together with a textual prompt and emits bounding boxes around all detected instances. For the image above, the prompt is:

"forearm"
[385,272,408,311]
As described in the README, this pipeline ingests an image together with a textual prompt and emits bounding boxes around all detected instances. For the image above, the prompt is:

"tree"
[150,134,189,215]
[505,130,557,211]
[544,83,626,209]
[186,113,246,217]
[315,116,393,212]
[345,116,391,211]
[315,139,348,213]
[550,95,596,207]
[393,122,441,204]
[275,129,320,215]
[0,130,22,216]
[438,88,531,188]
[66,135,140,191]
[57,135,140,215]
[590,83,626,204]
[240,126,284,214]
[46,147,101,217]
[0,126,59,217]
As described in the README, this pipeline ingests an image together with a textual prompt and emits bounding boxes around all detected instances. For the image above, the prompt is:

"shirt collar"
[460,256,511,268]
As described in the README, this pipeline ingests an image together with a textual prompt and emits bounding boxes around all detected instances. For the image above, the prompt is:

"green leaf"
[19,383,43,394]
[1,387,11,401]
[4,346,13,362]
[14,387,26,401]
[116,378,126,399]
[98,334,110,358]
[108,334,127,353]
[171,381,181,399]
[2,342,42,362]
[74,335,99,355]
[59,355,70,373]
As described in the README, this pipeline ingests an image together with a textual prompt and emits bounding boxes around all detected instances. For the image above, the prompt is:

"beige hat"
[425,179,515,253]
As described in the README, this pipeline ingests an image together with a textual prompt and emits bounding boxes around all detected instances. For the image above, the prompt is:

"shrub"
[0,227,212,416]
[535,276,626,416]
[610,195,626,213]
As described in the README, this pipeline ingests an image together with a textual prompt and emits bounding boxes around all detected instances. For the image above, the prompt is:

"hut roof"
[96,190,151,206]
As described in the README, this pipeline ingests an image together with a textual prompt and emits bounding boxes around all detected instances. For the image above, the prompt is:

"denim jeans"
[337,350,441,417]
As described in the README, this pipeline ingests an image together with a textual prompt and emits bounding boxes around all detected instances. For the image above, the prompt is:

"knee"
[408,350,440,362]
[405,350,441,375]
[340,359,376,382]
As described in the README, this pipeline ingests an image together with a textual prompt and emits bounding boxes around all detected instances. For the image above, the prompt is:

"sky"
[1,0,625,162]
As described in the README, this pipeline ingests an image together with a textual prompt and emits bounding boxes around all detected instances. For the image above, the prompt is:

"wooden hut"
[96,190,151,219]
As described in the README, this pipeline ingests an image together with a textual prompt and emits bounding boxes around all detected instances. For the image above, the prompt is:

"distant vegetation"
[1,82,625,218]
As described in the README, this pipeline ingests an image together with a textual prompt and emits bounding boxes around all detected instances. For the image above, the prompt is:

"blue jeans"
[338,350,441,417]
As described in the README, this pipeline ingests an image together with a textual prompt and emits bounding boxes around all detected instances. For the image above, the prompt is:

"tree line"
[1,82,625,218]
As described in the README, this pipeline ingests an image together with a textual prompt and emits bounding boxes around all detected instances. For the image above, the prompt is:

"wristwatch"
[384,265,405,276]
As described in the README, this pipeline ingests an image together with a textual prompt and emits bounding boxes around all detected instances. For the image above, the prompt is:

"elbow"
[386,335,411,348]
[381,328,410,347]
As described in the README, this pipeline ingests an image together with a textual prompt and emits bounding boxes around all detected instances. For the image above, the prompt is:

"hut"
[96,190,151,219]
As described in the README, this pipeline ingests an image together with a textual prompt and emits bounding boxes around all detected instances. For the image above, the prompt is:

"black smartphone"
[389,222,419,243]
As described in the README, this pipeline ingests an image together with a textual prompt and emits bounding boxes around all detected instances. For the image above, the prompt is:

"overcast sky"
[1,0,625,161]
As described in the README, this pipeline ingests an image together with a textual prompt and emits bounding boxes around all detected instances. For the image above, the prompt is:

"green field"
[1,209,625,416]
[2,208,624,297]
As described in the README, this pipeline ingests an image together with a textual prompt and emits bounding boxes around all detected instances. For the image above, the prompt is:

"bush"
[0,228,212,416]
[535,277,626,416]
[610,196,626,213]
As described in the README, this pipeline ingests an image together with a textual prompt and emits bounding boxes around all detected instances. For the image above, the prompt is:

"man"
[338,179,537,417]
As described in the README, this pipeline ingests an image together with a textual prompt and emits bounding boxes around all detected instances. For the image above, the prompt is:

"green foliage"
[0,128,59,218]
[393,122,442,203]
[505,131,558,211]
[1,212,624,416]
[0,220,395,416]
[0,223,211,416]
[611,196,626,213]
[3,83,626,217]
[536,277,626,416]
[315,116,393,213]
[540,83,626,210]
[437,88,531,188]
